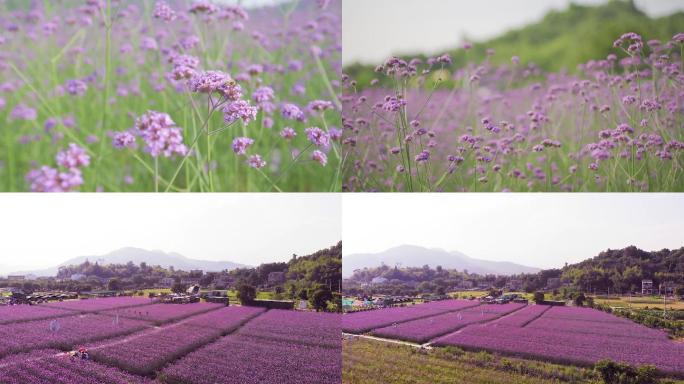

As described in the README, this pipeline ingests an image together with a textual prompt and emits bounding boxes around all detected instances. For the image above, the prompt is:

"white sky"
[342,194,684,269]
[343,0,684,66]
[0,194,340,273]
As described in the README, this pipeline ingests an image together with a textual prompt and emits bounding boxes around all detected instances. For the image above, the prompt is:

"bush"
[236,283,256,303]
[595,359,658,384]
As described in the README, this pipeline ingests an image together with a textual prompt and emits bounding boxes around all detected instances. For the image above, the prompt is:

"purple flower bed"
[530,317,669,340]
[182,306,266,332]
[38,297,154,313]
[0,314,151,357]
[237,309,341,348]
[89,324,221,376]
[0,349,61,368]
[372,303,525,343]
[342,299,480,333]
[0,305,74,324]
[0,355,153,384]
[434,306,684,375]
[162,335,340,384]
[492,304,550,327]
[542,306,632,323]
[101,302,224,325]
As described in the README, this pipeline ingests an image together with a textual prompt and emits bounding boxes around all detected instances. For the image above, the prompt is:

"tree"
[236,283,256,304]
[171,283,186,294]
[533,291,545,304]
[107,278,121,291]
[309,285,333,312]
[573,292,586,307]
[675,285,684,297]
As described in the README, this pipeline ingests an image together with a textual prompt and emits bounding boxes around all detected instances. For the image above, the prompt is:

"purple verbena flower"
[232,137,254,155]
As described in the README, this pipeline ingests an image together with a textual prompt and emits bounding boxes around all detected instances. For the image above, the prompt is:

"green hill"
[345,0,684,87]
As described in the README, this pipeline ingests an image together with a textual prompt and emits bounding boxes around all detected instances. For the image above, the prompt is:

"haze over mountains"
[343,245,540,277]
[5,247,249,277]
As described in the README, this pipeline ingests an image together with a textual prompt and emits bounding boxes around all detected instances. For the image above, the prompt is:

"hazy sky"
[343,0,684,65]
[0,194,340,274]
[342,194,684,269]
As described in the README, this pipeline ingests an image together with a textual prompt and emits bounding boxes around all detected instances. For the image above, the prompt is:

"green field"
[593,295,684,310]
[343,338,684,384]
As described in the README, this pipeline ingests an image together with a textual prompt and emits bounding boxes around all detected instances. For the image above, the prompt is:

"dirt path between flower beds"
[343,332,430,349]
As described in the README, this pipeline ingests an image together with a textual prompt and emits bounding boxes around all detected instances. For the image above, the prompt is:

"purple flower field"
[433,304,684,375]
[342,299,480,333]
[181,305,266,331]
[88,306,267,375]
[237,309,341,348]
[0,355,153,384]
[341,32,684,192]
[371,303,525,343]
[0,298,341,383]
[39,297,154,312]
[89,324,221,376]
[0,313,151,357]
[101,302,224,325]
[489,303,550,327]
[0,304,74,324]
[162,335,341,384]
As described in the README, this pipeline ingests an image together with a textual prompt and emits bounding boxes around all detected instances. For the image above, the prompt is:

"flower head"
[223,100,258,124]
[248,154,266,169]
[280,127,296,140]
[65,80,88,96]
[311,150,327,166]
[232,137,254,155]
[56,143,90,169]
[135,110,187,158]
[305,127,330,148]
[26,166,83,192]
[281,103,305,121]
[112,131,137,149]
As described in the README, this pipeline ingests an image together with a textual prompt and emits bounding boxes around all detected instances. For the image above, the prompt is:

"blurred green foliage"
[345,0,684,89]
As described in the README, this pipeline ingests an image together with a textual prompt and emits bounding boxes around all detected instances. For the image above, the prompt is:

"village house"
[641,279,654,295]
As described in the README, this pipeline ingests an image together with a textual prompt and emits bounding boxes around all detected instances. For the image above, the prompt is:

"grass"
[343,338,595,384]
[593,295,684,310]
[343,338,684,384]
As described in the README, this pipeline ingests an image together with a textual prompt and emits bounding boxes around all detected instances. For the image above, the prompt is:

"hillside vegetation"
[345,0,684,88]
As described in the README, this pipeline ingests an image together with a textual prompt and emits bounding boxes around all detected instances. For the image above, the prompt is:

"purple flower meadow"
[0,0,341,191]
[342,32,684,191]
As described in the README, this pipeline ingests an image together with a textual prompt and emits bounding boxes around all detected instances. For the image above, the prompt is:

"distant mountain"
[9,247,249,277]
[343,245,540,277]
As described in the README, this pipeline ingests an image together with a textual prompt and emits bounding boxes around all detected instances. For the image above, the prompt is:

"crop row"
[87,306,267,376]
[0,314,151,357]
[39,297,154,313]
[372,303,526,343]
[101,302,224,325]
[493,304,551,327]
[161,335,341,384]
[542,306,633,323]
[237,309,341,348]
[0,355,153,384]
[0,305,74,324]
[342,299,480,333]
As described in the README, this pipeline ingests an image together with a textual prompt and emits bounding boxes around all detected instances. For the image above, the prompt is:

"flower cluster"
[26,143,90,192]
[133,110,188,158]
